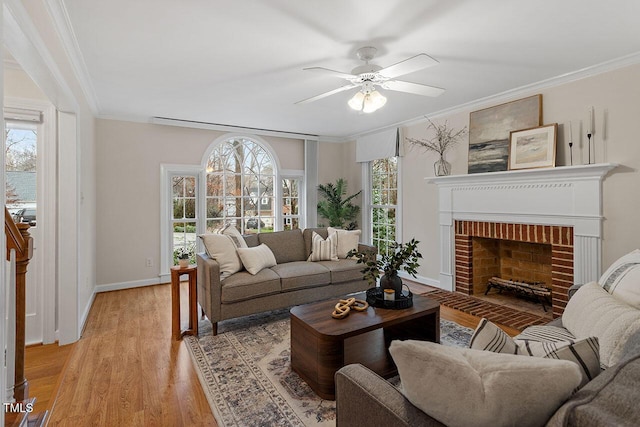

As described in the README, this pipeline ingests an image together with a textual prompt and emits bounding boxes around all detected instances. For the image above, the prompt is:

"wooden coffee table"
[290,292,440,400]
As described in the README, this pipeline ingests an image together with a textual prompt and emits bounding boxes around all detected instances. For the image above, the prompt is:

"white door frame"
[4,97,57,344]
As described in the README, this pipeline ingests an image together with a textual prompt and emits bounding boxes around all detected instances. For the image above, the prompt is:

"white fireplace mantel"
[426,163,618,291]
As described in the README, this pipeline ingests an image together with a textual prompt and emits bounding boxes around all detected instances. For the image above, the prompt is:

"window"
[5,122,38,226]
[171,175,197,265]
[370,157,398,257]
[282,177,301,230]
[205,138,276,234]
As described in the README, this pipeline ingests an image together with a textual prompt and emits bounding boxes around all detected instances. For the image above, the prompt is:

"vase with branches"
[317,178,361,229]
[348,238,422,298]
[406,118,468,176]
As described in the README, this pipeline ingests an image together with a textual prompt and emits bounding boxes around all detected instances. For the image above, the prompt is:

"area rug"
[184,310,473,427]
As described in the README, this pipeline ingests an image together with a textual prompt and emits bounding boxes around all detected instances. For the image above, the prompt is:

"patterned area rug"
[185,309,473,427]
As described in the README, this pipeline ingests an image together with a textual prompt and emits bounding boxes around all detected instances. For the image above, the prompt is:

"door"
[5,119,43,344]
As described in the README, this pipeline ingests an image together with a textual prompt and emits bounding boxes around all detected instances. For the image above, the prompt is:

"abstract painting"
[468,94,542,174]
[508,123,557,170]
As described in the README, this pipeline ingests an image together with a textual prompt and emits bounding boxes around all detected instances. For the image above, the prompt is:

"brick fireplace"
[454,220,573,317]
[427,163,617,319]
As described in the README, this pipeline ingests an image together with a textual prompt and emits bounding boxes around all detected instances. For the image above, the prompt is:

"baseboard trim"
[79,290,96,337]
[95,277,162,294]
[397,271,447,290]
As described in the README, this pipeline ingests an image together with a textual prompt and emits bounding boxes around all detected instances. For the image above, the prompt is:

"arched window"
[205,137,276,234]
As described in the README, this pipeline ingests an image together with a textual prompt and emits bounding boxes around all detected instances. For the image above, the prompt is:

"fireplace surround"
[427,163,617,317]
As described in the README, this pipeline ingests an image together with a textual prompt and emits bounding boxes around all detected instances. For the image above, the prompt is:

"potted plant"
[174,246,193,268]
[406,118,468,176]
[348,238,422,298]
[317,178,361,230]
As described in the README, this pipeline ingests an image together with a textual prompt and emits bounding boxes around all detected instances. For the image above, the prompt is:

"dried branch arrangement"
[406,118,468,156]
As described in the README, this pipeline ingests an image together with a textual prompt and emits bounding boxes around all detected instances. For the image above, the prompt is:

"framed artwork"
[468,94,542,174]
[508,123,557,170]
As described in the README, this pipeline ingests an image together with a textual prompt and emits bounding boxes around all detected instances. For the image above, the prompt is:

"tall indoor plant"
[348,238,422,297]
[317,178,361,229]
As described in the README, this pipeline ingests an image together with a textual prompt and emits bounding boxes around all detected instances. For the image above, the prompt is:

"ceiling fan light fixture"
[348,91,365,110]
[362,90,387,113]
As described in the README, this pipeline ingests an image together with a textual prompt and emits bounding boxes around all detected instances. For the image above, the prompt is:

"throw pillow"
[236,243,277,275]
[307,231,338,262]
[199,234,243,280]
[469,318,518,354]
[599,249,640,309]
[327,227,361,258]
[389,340,582,427]
[472,319,601,387]
[218,223,248,249]
[562,281,640,367]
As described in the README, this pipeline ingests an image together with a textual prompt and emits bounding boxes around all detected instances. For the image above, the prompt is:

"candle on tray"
[383,289,395,302]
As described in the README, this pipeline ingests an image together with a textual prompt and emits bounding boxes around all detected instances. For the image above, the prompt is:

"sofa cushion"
[389,340,582,427]
[258,229,306,263]
[563,281,640,367]
[328,227,361,258]
[547,332,640,427]
[220,268,281,303]
[307,231,338,261]
[199,234,243,279]
[315,259,364,284]
[599,249,640,309]
[270,261,331,291]
[236,243,277,275]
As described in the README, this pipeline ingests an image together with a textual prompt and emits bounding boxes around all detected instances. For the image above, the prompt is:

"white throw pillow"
[199,234,243,280]
[389,340,581,427]
[218,224,248,249]
[599,249,640,308]
[327,227,361,258]
[562,281,640,367]
[236,243,277,275]
[307,231,338,261]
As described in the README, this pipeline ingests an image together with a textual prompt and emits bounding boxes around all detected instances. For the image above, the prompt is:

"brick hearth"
[454,220,574,318]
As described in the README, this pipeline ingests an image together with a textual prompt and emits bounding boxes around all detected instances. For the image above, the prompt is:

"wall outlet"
[146,258,153,267]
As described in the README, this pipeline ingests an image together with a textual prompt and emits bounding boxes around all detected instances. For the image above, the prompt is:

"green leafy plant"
[317,178,361,229]
[173,245,195,264]
[348,239,422,286]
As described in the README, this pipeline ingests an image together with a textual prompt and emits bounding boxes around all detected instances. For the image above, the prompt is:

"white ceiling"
[58,0,640,139]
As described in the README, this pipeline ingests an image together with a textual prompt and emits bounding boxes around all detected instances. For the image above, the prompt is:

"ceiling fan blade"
[378,54,439,78]
[383,80,445,97]
[302,67,356,80]
[295,84,358,105]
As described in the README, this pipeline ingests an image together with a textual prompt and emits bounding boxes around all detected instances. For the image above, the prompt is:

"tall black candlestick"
[587,133,592,164]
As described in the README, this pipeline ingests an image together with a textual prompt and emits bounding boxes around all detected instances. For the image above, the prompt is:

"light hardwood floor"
[24,282,516,426]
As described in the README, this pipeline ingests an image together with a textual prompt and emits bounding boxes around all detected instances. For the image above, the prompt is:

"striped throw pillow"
[469,318,519,354]
[307,231,338,262]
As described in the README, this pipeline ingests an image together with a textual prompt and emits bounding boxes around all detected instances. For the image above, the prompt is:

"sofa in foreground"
[197,227,376,335]
[336,249,640,427]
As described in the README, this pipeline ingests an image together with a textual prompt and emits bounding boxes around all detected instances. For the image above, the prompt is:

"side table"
[170,265,198,340]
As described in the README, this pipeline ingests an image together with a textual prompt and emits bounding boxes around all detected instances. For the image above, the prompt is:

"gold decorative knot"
[331,297,369,319]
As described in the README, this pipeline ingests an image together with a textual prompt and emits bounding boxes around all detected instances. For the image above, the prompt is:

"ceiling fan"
[296,46,445,113]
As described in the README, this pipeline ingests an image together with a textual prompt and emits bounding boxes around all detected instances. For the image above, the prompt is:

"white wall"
[7,0,97,342]
[399,62,640,283]
[95,119,304,286]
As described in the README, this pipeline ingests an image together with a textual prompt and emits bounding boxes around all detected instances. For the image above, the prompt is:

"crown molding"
[44,0,100,115]
[343,51,640,142]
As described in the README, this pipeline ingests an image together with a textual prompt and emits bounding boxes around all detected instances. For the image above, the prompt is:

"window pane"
[173,199,184,219]
[206,219,224,233]
[207,197,224,219]
[207,174,223,197]
[172,176,184,197]
[184,198,196,219]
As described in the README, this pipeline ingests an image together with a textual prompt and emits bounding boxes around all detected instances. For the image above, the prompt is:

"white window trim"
[160,164,201,282]
[281,169,305,230]
[362,157,402,246]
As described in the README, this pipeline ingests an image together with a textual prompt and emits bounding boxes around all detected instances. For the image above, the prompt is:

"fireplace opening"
[454,220,574,318]
[470,237,554,314]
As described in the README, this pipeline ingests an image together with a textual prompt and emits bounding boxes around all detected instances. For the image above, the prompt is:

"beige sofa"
[197,227,376,335]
